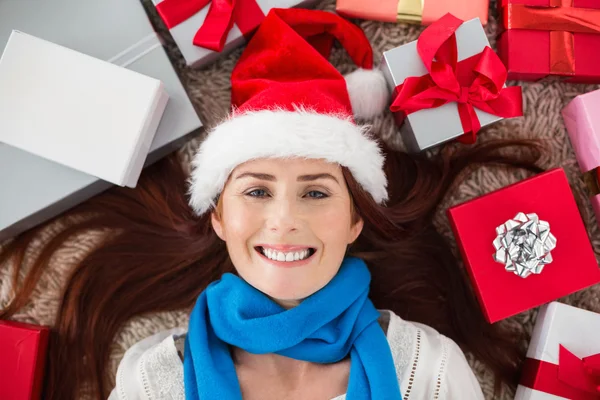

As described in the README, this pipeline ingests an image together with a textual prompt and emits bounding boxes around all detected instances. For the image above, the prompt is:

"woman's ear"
[348,217,364,244]
[211,211,226,241]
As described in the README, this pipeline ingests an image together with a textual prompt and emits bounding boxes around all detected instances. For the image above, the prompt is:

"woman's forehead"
[232,157,342,175]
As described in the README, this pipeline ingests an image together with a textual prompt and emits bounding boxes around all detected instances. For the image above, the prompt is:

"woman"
[1,8,543,400]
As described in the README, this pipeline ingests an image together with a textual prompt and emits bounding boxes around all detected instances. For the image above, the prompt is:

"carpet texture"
[2,0,600,398]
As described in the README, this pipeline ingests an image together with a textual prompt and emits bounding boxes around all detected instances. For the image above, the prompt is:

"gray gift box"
[0,0,203,242]
[381,18,502,153]
[151,0,320,69]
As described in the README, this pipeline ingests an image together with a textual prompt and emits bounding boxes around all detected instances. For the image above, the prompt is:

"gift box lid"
[0,320,50,400]
[562,88,600,173]
[0,30,169,188]
[447,168,600,323]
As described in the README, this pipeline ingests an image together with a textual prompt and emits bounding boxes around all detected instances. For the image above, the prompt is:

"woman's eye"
[305,190,328,199]
[246,189,269,198]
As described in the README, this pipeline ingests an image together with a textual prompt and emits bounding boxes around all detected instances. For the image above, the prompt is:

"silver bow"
[492,212,557,278]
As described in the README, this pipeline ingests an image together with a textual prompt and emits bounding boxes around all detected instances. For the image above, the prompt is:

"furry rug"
[2,0,600,398]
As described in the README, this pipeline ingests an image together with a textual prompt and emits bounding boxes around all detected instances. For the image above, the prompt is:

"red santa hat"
[188,8,390,216]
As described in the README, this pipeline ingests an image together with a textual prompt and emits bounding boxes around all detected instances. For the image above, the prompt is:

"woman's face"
[211,157,363,307]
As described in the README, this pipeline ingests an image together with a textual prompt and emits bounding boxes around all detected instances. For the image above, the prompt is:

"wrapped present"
[562,88,600,229]
[497,0,600,83]
[0,30,169,188]
[0,0,203,242]
[447,168,600,323]
[336,0,488,25]
[152,0,320,69]
[515,302,600,399]
[381,14,523,152]
[0,320,50,400]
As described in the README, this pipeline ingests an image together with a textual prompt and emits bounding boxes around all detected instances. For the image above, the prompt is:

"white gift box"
[0,0,202,242]
[0,30,169,188]
[151,0,319,69]
[381,18,504,153]
[515,302,600,400]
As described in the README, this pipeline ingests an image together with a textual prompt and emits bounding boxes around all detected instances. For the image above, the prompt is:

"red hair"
[1,137,544,399]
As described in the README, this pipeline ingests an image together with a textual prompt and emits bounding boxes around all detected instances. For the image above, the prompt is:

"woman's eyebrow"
[234,172,339,184]
[235,172,275,181]
[297,173,339,184]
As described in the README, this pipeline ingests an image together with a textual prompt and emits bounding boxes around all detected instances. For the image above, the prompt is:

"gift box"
[381,14,523,152]
[0,30,169,188]
[562,88,600,230]
[0,0,203,242]
[447,168,600,323]
[151,0,320,69]
[336,0,489,25]
[515,302,600,399]
[0,320,50,400]
[497,0,600,83]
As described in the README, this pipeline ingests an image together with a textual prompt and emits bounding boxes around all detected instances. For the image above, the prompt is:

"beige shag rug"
[2,0,600,398]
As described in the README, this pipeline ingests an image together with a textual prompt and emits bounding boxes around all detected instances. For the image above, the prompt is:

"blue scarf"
[183,256,402,399]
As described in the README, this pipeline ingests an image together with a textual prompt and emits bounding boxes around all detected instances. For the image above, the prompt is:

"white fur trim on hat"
[344,68,390,120]
[188,109,388,216]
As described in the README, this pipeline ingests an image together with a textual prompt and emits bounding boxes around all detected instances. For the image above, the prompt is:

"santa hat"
[188,8,390,216]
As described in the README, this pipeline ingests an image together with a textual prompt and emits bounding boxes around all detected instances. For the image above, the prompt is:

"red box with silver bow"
[151,0,319,68]
[497,0,600,83]
[447,168,600,323]
[381,14,523,153]
[515,301,600,399]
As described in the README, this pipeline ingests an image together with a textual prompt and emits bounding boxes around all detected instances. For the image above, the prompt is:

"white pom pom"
[344,67,390,120]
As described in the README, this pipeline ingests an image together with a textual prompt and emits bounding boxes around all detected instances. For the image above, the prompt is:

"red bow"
[156,0,265,52]
[389,13,523,144]
[521,345,600,399]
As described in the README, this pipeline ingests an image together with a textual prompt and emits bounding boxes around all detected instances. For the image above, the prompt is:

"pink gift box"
[561,89,600,227]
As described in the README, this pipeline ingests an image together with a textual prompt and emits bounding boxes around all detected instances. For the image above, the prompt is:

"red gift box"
[0,320,49,400]
[447,168,600,323]
[497,0,600,83]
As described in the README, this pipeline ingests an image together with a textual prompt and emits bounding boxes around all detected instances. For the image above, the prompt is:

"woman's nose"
[266,199,299,233]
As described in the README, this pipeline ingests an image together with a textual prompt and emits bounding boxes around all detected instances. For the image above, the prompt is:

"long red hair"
[1,137,544,399]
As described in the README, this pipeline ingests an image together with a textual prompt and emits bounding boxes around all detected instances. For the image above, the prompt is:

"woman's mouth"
[255,246,316,266]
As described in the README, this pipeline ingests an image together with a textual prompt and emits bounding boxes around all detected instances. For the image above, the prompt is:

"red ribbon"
[389,13,523,144]
[155,0,265,52]
[520,345,600,399]
[503,0,600,75]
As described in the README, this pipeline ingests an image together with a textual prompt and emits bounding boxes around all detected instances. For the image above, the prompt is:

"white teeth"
[260,247,312,262]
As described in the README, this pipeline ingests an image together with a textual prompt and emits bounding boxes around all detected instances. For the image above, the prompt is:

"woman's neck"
[231,346,313,382]
[230,345,351,398]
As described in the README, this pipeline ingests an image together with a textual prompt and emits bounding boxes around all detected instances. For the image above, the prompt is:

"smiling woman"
[213,158,362,303]
[0,8,545,400]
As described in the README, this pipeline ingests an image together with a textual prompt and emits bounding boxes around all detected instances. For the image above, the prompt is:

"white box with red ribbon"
[151,0,320,69]
[381,14,523,153]
[515,301,600,400]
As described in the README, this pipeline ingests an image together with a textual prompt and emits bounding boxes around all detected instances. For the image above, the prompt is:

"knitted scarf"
[183,256,401,399]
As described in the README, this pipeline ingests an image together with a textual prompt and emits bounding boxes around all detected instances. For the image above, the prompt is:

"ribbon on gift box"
[155,0,265,52]
[503,0,600,76]
[389,13,523,144]
[521,345,600,399]
[397,0,424,23]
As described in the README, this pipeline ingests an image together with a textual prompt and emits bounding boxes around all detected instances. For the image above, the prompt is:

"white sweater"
[108,309,484,400]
